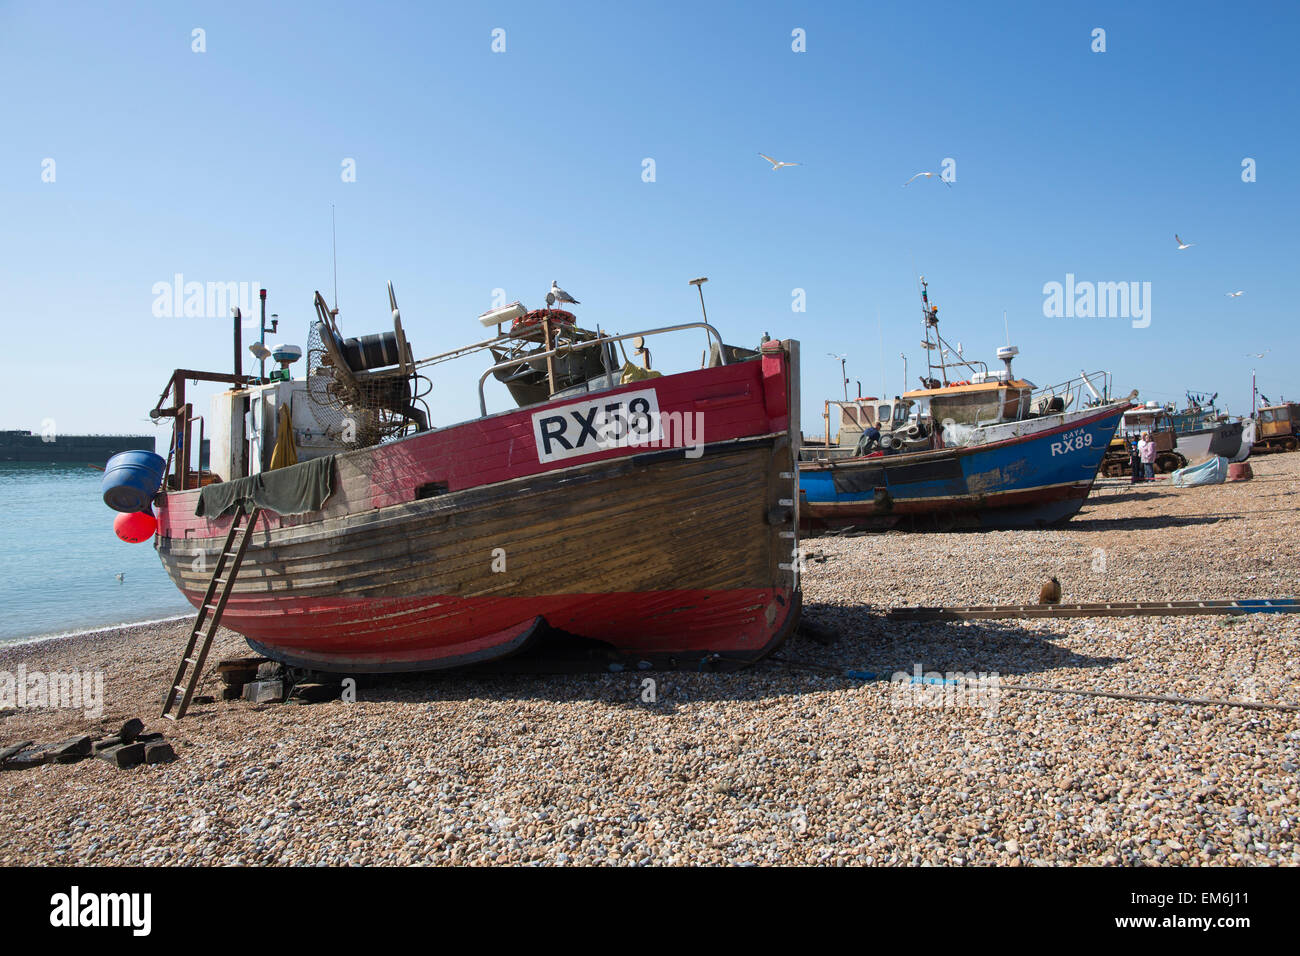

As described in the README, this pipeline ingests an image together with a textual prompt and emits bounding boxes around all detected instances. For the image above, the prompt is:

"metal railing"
[477,322,727,415]
[1028,370,1115,413]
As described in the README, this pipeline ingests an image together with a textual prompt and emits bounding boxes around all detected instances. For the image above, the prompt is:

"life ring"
[512,309,576,331]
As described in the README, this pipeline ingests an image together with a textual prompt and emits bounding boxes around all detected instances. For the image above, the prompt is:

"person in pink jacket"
[1138,431,1157,481]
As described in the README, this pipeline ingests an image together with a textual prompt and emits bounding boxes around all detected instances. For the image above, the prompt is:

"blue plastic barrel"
[101,450,167,514]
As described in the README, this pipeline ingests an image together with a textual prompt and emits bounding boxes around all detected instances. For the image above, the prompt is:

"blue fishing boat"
[800,401,1128,530]
[799,276,1131,531]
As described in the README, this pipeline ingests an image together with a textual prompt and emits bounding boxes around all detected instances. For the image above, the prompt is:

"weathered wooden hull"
[800,404,1127,532]
[154,346,801,671]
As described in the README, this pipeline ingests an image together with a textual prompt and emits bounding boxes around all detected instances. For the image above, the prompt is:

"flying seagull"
[1246,350,1270,358]
[547,281,579,310]
[1226,290,1246,297]
[904,171,951,187]
[1175,234,1194,250]
[759,153,800,171]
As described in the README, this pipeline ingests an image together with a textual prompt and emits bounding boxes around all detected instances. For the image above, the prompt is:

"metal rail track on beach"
[885,598,1299,621]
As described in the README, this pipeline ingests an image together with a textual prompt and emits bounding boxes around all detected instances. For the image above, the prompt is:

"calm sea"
[0,463,192,642]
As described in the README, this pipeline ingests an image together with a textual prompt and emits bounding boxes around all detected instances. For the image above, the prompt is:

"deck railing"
[476,322,727,416]
[1028,370,1115,413]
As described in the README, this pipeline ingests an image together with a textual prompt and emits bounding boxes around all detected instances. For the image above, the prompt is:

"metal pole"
[541,315,557,395]
[689,277,709,324]
[232,308,242,380]
[258,289,268,382]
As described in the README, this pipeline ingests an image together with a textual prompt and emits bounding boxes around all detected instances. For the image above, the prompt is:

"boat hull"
[800,404,1127,532]
[1177,421,1243,464]
[155,347,802,671]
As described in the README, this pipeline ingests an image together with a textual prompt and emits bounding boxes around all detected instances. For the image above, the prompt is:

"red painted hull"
[155,343,802,671]
[225,588,797,671]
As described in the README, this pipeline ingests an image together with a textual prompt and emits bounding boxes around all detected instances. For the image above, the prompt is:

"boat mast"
[919,276,944,387]
[916,276,988,388]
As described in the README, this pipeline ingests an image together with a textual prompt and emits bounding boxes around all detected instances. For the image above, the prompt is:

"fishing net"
[305,320,427,449]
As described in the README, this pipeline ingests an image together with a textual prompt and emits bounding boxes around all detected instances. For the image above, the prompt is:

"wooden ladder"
[161,505,262,720]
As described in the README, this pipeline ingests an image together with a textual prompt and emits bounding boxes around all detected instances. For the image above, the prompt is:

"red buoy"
[114,509,157,543]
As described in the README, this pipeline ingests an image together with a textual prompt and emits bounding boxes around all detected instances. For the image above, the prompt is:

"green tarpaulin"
[196,454,336,518]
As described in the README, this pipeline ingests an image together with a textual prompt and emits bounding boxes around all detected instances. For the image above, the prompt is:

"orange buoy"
[114,509,157,543]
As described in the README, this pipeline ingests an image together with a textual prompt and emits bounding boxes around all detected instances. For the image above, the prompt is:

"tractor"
[1099,405,1187,477]
[1253,402,1300,453]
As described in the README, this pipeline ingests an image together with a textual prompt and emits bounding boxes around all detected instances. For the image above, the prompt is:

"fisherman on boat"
[855,423,882,455]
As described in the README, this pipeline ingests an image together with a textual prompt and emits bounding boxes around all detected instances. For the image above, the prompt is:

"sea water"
[0,463,191,642]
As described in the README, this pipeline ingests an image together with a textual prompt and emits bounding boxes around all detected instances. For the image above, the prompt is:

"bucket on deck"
[101,450,167,513]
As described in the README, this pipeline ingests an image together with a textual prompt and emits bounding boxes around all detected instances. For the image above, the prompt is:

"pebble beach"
[1,454,1297,866]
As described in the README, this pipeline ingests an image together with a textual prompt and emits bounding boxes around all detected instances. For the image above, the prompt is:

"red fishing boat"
[123,285,802,675]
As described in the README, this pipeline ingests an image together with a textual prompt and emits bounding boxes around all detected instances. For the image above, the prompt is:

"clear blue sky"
[2,0,1296,439]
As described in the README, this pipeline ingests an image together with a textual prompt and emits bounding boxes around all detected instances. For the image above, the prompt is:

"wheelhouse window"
[930,390,1002,426]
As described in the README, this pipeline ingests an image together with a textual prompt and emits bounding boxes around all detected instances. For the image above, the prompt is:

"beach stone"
[51,737,93,764]
[96,743,145,769]
[288,683,338,704]
[52,736,92,757]
[243,681,285,704]
[5,747,51,770]
[0,741,35,763]
[118,718,145,743]
[144,742,176,765]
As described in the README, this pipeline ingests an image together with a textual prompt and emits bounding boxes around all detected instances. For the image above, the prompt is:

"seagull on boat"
[759,153,800,171]
[547,281,580,309]
[1226,290,1246,297]
[903,171,951,187]
[1175,234,1195,250]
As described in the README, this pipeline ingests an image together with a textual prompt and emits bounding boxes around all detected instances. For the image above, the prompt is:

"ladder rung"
[163,506,259,721]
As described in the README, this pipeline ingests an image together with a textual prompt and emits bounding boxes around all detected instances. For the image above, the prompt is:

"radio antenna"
[331,202,339,312]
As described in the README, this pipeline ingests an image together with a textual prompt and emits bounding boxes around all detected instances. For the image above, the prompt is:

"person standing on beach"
[1138,431,1156,481]
[1129,436,1144,483]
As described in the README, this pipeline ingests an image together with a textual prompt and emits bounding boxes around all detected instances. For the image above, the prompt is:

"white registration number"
[531,388,663,464]
[1050,428,1093,456]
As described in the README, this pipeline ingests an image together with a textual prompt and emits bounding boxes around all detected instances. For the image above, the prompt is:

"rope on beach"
[768,656,1300,713]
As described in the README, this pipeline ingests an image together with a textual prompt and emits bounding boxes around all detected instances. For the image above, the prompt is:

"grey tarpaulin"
[196,455,336,518]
